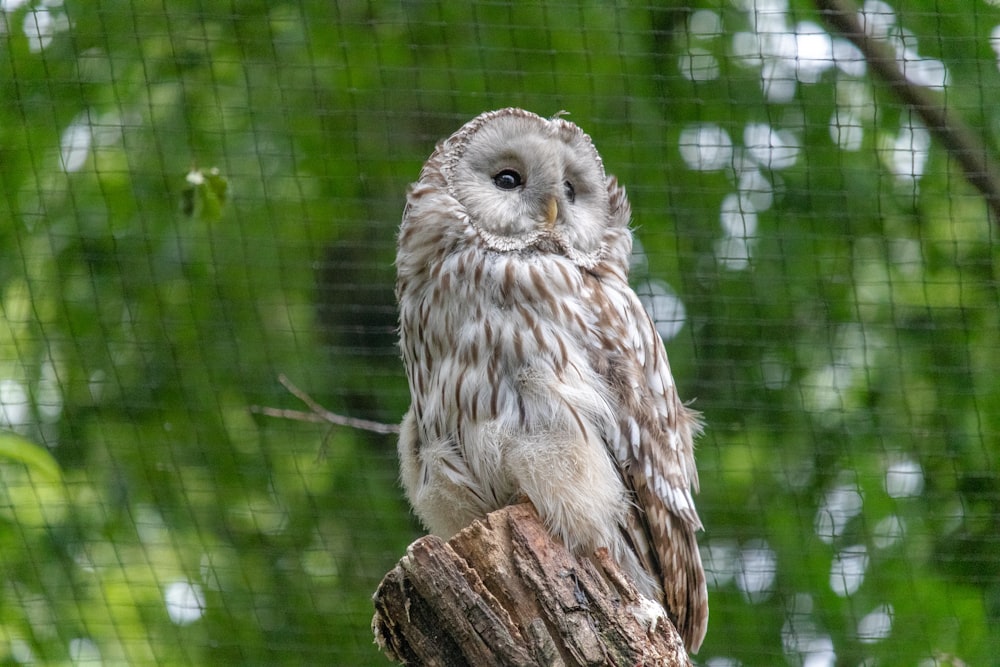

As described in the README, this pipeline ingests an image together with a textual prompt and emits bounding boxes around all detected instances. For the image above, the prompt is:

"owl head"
[428,108,626,268]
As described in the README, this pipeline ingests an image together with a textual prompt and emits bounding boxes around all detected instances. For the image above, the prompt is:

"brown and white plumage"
[395,108,708,652]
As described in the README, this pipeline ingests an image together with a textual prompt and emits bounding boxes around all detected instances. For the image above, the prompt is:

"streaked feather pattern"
[395,108,708,651]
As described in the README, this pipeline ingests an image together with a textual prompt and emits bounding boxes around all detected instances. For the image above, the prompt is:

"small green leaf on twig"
[182,166,229,221]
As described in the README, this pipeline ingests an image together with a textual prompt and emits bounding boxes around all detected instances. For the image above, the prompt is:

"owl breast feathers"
[395,108,708,652]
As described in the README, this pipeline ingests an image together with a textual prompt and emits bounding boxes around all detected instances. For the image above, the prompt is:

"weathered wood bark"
[372,503,691,666]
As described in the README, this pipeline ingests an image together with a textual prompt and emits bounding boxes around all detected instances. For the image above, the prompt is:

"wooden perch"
[372,503,691,667]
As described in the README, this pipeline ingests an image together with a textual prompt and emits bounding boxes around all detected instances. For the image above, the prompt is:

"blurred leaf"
[0,431,62,482]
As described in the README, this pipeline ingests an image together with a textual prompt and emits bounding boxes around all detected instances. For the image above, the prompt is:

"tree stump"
[372,503,691,666]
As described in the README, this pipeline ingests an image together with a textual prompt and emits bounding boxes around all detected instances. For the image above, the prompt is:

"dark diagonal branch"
[816,0,1000,222]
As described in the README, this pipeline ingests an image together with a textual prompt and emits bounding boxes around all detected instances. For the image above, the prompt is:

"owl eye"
[563,180,576,204]
[492,169,523,190]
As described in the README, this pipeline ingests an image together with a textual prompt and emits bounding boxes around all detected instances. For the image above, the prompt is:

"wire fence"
[2,0,999,664]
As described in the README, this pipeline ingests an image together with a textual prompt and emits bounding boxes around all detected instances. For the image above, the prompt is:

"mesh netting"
[1,1,999,664]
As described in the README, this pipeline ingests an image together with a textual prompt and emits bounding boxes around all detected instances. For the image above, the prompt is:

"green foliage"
[1,0,998,664]
[0,432,62,482]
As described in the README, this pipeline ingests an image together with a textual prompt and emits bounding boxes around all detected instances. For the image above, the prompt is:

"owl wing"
[587,276,707,652]
[589,180,708,652]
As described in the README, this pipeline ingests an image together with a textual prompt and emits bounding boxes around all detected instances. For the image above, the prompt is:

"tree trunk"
[372,503,691,666]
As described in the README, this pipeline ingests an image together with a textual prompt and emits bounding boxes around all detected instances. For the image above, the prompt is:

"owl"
[395,108,708,652]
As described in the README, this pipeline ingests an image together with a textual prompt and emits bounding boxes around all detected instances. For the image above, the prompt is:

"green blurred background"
[2,0,999,664]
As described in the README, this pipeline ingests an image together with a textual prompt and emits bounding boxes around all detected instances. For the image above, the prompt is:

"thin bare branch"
[249,374,401,435]
[248,406,329,423]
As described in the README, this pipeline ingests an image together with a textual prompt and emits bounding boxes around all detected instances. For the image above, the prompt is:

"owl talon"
[632,596,667,636]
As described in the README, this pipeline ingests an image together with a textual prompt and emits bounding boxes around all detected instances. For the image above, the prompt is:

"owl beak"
[544,197,559,230]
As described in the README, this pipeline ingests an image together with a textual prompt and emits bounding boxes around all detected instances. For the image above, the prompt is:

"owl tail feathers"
[660,516,709,654]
